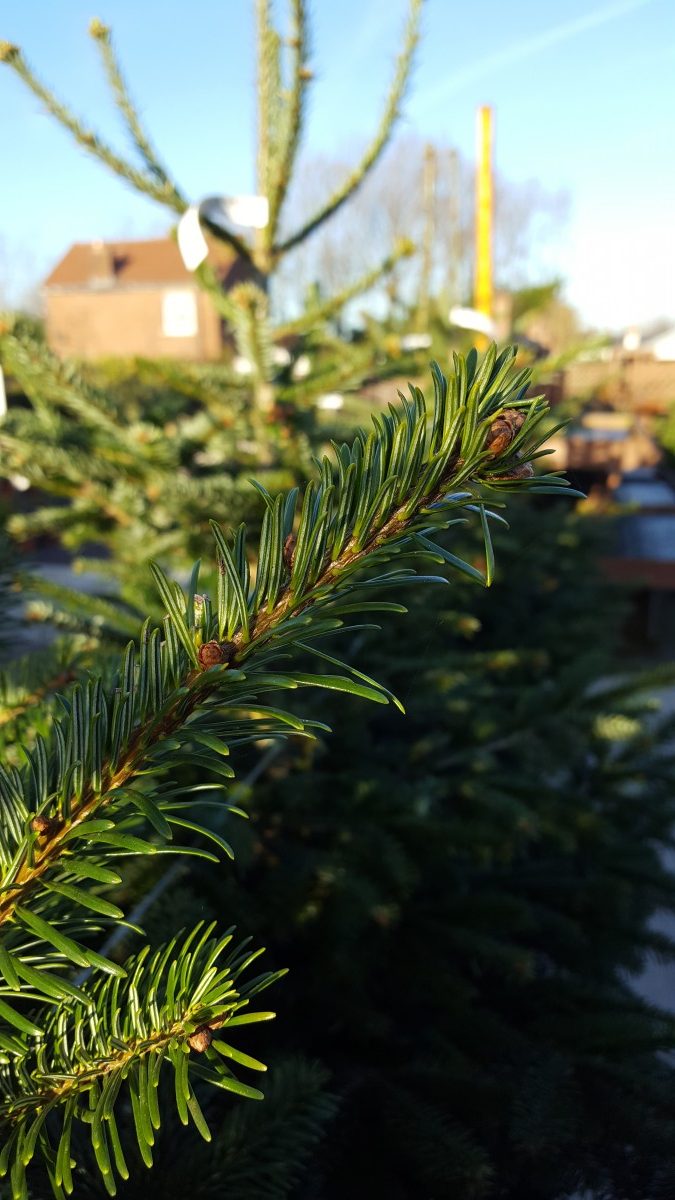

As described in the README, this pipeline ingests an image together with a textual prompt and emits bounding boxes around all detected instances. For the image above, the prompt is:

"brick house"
[44,237,241,361]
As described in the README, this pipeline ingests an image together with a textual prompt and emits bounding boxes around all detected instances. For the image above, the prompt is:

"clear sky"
[1,0,673,330]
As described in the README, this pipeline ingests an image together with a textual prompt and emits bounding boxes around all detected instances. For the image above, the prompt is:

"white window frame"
[161,288,198,338]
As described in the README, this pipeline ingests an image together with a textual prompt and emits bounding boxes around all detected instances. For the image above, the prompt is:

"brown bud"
[31,813,59,840]
[485,409,526,457]
[283,534,296,571]
[197,640,235,670]
[187,1025,213,1053]
[299,67,314,81]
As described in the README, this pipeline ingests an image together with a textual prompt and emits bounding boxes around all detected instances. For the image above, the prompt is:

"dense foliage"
[99,504,675,1200]
[3,5,675,1197]
[0,349,576,1198]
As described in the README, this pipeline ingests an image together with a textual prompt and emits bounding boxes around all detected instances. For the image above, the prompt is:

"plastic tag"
[177,205,209,271]
[177,195,269,270]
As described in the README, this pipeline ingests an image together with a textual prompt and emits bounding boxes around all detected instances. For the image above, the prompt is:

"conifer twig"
[275,0,423,255]
[88,19,175,189]
[0,348,573,931]
[0,41,186,212]
[276,238,415,336]
[0,349,578,1198]
[267,0,310,238]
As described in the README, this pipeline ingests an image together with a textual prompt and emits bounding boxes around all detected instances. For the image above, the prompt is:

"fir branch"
[0,654,79,733]
[0,349,573,944]
[255,1,275,225]
[0,328,157,461]
[275,0,423,255]
[179,1056,338,1200]
[193,262,248,328]
[188,277,278,424]
[273,332,408,408]
[0,349,576,1198]
[18,573,142,641]
[0,42,186,213]
[0,924,282,1197]
[88,19,176,189]
[227,284,275,395]
[267,0,310,241]
[276,237,416,337]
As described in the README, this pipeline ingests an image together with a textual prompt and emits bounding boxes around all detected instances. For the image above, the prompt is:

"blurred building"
[621,320,675,361]
[43,237,244,361]
[606,468,675,652]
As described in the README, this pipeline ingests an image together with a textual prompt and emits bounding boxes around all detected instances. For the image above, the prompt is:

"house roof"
[44,237,232,289]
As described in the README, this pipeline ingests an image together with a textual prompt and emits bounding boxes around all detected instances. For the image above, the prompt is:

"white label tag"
[218,194,269,229]
[177,205,210,271]
[0,365,6,421]
[177,194,270,271]
[449,305,495,337]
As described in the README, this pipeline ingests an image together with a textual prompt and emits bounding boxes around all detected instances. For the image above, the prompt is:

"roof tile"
[44,237,227,288]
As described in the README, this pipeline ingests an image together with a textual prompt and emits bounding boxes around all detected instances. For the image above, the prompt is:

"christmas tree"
[4,6,672,1198]
[138,501,675,1199]
[0,353,574,1197]
[0,2,431,613]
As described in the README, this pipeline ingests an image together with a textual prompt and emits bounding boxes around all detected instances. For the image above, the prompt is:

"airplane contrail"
[414,0,654,111]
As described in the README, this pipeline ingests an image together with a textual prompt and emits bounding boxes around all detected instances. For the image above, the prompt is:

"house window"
[162,289,198,337]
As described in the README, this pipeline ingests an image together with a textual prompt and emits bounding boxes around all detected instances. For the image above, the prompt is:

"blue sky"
[1,0,673,329]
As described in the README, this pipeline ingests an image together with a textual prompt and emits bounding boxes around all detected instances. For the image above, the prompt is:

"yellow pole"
[474,105,493,321]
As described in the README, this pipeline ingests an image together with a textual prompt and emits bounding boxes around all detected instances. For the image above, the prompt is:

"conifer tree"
[0,322,303,609]
[0,353,575,1198]
[0,1,428,611]
[180,502,675,1199]
[0,1,421,416]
